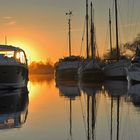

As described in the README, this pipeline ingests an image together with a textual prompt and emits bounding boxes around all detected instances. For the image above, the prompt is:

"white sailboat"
[55,11,82,81]
[103,0,130,80]
[78,1,104,82]
[126,54,140,83]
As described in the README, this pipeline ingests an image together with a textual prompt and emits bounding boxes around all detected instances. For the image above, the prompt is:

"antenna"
[66,10,73,56]
[5,36,7,45]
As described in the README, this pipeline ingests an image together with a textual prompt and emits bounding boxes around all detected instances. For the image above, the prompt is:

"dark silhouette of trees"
[124,33,140,56]
[29,61,54,74]
[104,33,140,59]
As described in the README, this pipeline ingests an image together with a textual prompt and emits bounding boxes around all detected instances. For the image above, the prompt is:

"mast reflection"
[80,82,102,140]
[104,80,127,140]
[0,87,29,129]
[56,80,80,140]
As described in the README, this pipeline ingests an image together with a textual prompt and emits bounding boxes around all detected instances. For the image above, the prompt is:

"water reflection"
[104,80,140,140]
[29,74,54,85]
[0,87,29,130]
[55,79,140,140]
[128,84,140,108]
[104,80,128,97]
[2,74,140,140]
[80,82,102,140]
[56,80,81,99]
[56,80,80,140]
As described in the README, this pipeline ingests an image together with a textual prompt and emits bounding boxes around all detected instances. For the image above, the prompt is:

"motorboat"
[0,45,28,88]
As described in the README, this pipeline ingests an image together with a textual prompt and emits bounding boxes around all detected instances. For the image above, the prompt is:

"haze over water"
[0,75,140,140]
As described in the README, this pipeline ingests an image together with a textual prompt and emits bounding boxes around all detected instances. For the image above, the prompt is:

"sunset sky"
[0,0,140,63]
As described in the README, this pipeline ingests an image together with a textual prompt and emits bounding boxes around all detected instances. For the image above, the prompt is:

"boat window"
[16,51,26,64]
[0,51,14,58]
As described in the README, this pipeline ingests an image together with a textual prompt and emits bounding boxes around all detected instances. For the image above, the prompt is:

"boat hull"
[55,69,78,81]
[0,65,28,88]
[79,69,104,82]
[103,60,130,80]
[127,70,140,84]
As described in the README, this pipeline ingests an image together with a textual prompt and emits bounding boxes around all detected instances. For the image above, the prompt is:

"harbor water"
[0,75,140,140]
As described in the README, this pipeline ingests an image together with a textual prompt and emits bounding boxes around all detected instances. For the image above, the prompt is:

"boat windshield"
[16,51,27,64]
[0,50,27,64]
[0,51,14,58]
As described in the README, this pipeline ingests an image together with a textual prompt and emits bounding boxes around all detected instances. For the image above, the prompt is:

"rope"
[80,17,86,57]
[79,95,88,138]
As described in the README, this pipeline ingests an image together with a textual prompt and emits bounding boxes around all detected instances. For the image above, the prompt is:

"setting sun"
[9,39,39,63]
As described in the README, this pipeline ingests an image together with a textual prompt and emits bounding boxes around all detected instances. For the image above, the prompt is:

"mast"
[87,95,90,140]
[110,96,113,140]
[115,0,120,60]
[70,98,72,138]
[86,0,89,59]
[116,97,120,140]
[109,9,113,55]
[91,2,94,60]
[92,94,96,140]
[66,11,72,56]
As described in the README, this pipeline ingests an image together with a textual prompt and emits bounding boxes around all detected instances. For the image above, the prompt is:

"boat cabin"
[0,45,27,65]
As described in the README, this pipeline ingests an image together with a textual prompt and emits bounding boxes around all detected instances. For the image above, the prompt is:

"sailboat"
[103,0,130,80]
[78,1,104,82]
[126,47,140,84]
[55,11,82,81]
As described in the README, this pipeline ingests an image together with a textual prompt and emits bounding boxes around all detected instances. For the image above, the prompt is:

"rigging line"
[79,96,88,138]
[117,2,126,45]
[133,0,140,38]
[109,0,112,10]
[127,0,131,38]
[83,91,87,104]
[128,103,137,140]
[104,23,109,55]
[126,0,133,41]
[105,96,112,130]
[64,31,69,56]
[125,0,129,41]
[129,0,135,39]
[121,101,129,140]
[127,0,130,34]
[80,18,86,57]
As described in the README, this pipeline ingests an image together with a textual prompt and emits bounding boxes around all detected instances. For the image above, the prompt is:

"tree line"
[104,33,140,59]
[29,61,54,74]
